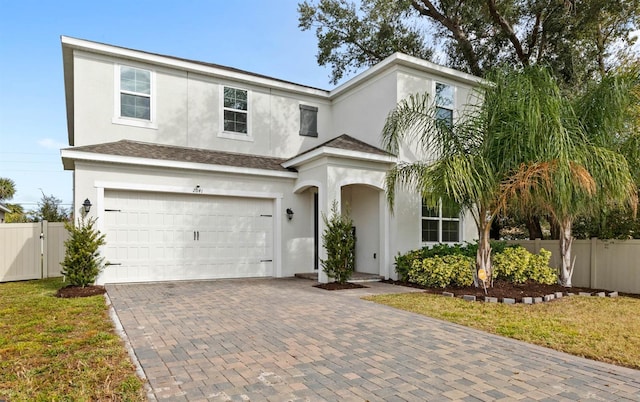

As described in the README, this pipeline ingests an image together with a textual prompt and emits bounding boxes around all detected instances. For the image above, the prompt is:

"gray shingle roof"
[64,135,392,172]
[287,134,393,160]
[66,140,296,172]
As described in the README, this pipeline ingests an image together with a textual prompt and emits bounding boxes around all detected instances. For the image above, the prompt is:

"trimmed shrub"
[407,255,474,288]
[321,201,356,284]
[61,217,107,287]
[492,247,556,284]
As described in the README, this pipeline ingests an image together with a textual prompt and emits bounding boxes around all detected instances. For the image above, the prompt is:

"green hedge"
[492,247,556,284]
[407,255,474,288]
[395,241,514,281]
[396,242,557,287]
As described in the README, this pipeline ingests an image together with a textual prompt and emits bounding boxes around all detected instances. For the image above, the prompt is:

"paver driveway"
[106,278,640,401]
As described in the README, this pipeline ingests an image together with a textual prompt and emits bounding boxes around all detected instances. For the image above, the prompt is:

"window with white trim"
[422,199,460,243]
[119,66,151,120]
[223,87,248,134]
[435,82,454,127]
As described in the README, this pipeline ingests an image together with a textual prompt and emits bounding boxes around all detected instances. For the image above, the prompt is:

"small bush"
[61,217,107,287]
[492,247,556,284]
[407,255,474,288]
[321,201,355,284]
[395,241,514,280]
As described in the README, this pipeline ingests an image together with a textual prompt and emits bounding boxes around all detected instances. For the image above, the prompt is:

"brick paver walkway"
[106,278,640,401]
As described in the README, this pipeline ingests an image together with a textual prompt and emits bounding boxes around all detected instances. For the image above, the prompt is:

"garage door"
[100,190,274,284]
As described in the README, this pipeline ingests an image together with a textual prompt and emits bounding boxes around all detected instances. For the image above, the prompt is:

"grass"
[364,292,640,370]
[0,278,146,401]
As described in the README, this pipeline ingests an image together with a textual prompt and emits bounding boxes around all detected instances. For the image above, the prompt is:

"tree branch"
[486,0,529,66]
[410,0,484,76]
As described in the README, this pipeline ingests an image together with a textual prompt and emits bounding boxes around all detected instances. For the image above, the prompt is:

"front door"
[314,192,319,270]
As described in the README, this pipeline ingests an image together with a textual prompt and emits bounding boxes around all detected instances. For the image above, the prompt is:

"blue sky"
[0,0,335,210]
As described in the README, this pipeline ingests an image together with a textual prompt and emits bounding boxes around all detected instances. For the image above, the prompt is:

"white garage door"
[100,190,274,284]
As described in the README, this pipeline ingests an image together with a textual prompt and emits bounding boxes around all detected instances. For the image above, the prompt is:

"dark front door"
[314,192,319,270]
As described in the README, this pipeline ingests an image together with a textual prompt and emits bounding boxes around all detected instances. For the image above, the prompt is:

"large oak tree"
[299,0,639,85]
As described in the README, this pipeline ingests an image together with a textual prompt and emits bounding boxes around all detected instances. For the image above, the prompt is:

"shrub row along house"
[60,36,480,285]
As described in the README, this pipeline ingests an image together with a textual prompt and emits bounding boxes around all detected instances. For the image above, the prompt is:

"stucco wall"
[72,51,333,159]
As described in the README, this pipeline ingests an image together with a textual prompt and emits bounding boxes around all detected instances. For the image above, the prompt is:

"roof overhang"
[61,149,298,179]
[282,146,396,169]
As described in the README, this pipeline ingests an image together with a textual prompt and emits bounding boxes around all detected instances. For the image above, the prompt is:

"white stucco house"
[60,36,481,285]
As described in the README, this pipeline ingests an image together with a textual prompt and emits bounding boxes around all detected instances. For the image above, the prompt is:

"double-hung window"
[120,66,151,120]
[435,82,454,127]
[223,87,248,134]
[421,199,460,243]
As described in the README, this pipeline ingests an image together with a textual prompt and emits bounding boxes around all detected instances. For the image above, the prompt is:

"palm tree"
[382,66,637,287]
[382,90,500,285]
[0,177,16,201]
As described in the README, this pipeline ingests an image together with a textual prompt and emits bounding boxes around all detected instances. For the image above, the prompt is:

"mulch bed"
[314,282,369,291]
[382,279,614,301]
[56,285,106,298]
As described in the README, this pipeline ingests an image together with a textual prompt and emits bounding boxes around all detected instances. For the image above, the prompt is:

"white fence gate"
[0,221,68,282]
[510,238,640,294]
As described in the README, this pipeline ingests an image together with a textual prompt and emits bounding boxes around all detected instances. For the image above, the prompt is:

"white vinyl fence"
[510,238,640,294]
[0,221,68,282]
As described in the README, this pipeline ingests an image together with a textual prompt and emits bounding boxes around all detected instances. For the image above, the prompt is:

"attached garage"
[100,190,274,284]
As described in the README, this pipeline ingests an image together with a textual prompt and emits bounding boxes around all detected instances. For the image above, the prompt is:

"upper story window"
[113,65,156,129]
[435,82,454,127]
[299,105,318,137]
[223,87,248,134]
[422,199,460,243]
[120,66,151,120]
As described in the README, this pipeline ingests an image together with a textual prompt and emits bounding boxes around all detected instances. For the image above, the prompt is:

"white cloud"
[37,138,66,150]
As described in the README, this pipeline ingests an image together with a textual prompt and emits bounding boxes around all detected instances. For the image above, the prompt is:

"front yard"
[0,278,146,401]
[365,291,640,370]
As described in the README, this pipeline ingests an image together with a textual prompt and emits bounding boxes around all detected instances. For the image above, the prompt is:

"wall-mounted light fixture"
[193,185,202,193]
[286,208,294,221]
[82,198,92,214]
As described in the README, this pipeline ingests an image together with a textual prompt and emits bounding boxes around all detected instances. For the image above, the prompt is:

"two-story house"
[60,36,481,285]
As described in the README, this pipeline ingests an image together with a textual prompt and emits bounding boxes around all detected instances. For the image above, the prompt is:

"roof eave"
[60,36,330,98]
[61,149,298,179]
[282,147,396,169]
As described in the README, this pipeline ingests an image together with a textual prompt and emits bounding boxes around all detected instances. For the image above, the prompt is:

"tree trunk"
[547,215,560,240]
[526,215,543,239]
[490,217,501,240]
[476,222,492,287]
[558,218,574,287]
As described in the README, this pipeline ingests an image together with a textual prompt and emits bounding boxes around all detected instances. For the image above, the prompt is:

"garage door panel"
[101,190,274,284]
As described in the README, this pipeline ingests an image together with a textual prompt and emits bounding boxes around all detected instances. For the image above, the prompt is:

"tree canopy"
[0,177,16,201]
[299,0,639,85]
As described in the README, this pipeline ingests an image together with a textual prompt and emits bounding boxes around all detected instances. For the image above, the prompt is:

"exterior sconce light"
[82,198,92,214]
[193,185,202,193]
[286,208,294,221]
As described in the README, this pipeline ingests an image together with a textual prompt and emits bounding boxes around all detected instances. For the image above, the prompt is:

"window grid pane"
[224,110,248,134]
[442,221,460,242]
[121,67,150,95]
[436,107,453,128]
[422,198,460,243]
[121,94,150,120]
[224,87,247,111]
[422,219,439,242]
[435,83,454,108]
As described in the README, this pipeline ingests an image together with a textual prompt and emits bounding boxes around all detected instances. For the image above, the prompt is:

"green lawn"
[0,278,146,401]
[364,292,640,370]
